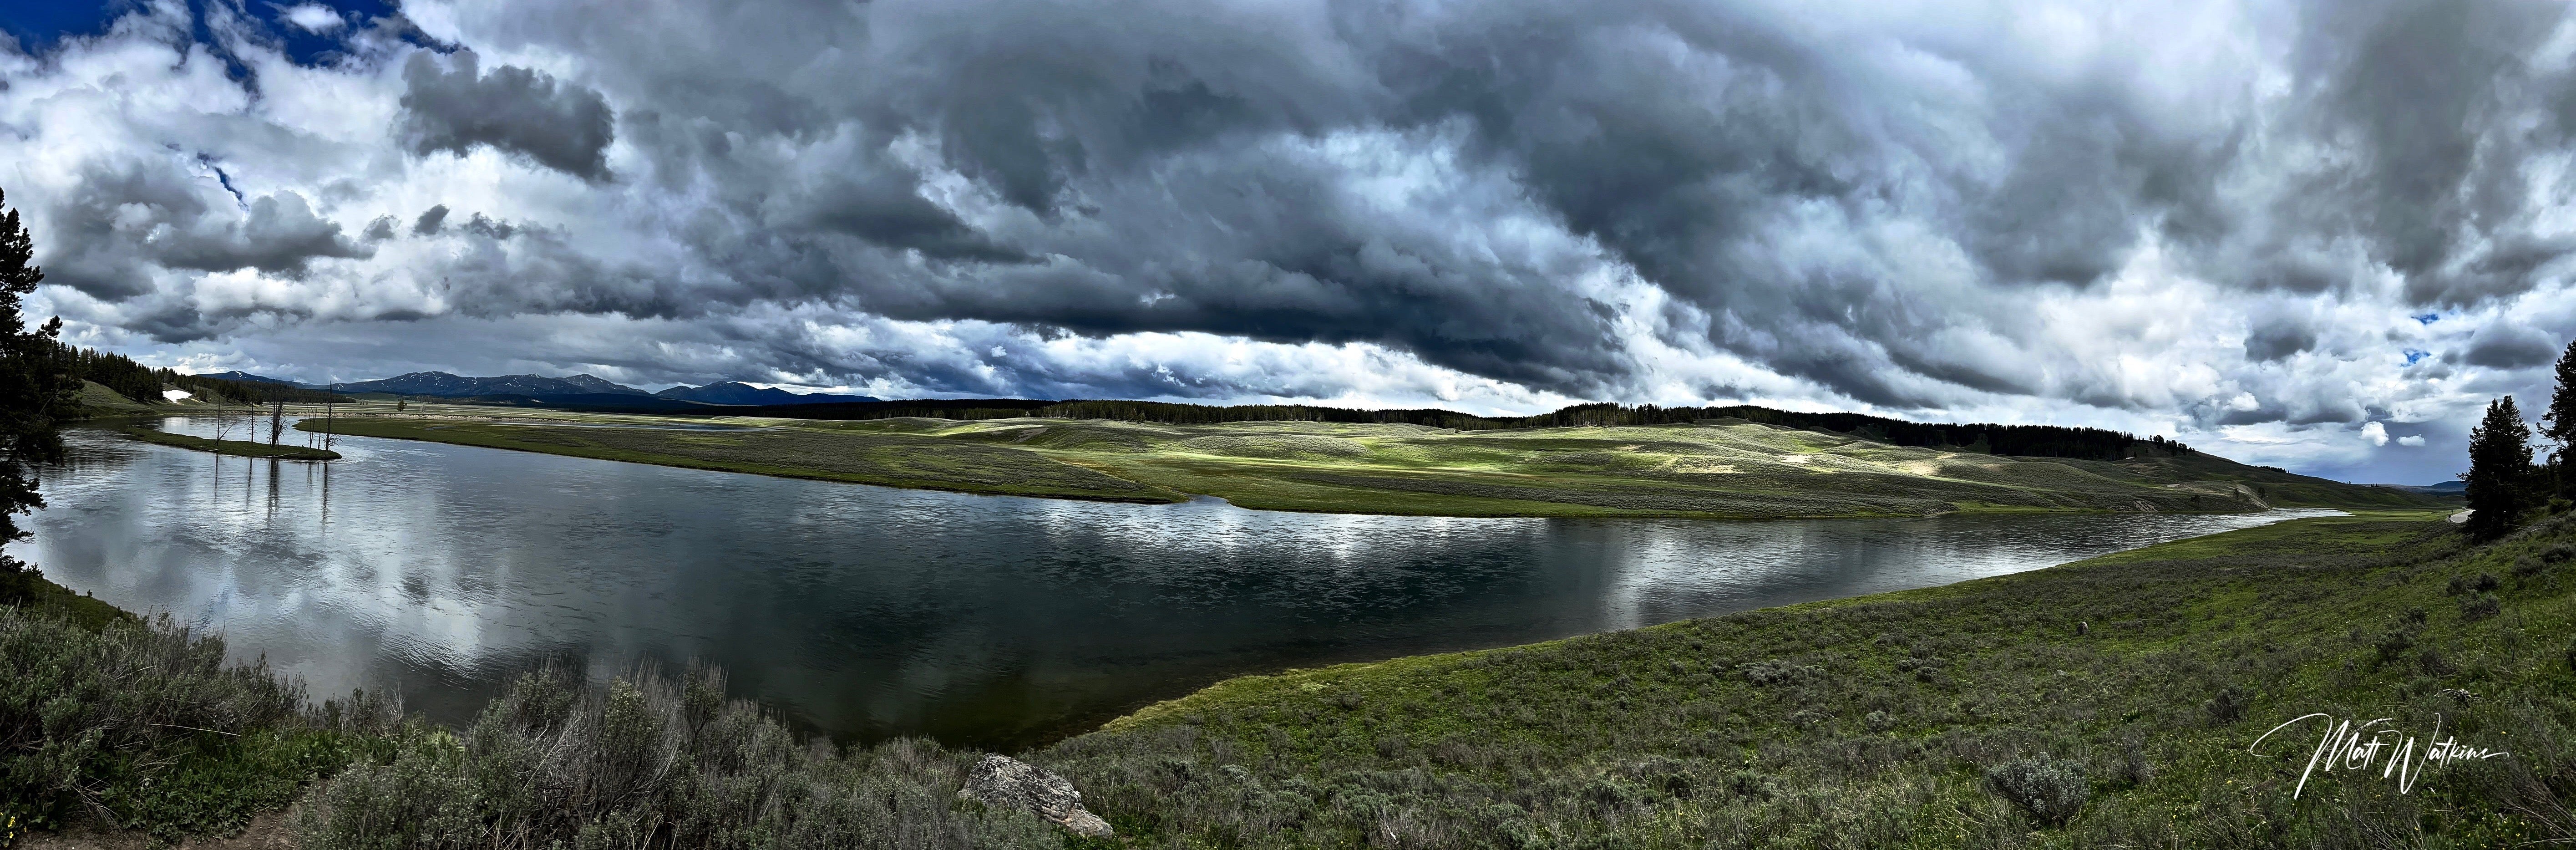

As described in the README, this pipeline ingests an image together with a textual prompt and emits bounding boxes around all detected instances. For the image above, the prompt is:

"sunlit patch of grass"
[302,417,1187,503]
[308,412,2446,520]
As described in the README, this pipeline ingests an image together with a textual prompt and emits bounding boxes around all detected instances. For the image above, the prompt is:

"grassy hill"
[67,379,158,416]
[1035,509,2573,847]
[299,412,2444,519]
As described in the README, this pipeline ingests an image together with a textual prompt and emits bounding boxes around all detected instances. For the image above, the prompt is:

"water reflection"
[16,418,2335,749]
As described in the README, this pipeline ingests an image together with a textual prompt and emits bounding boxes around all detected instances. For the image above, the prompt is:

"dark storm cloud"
[2462,322,2560,368]
[400,51,614,181]
[2258,0,2576,306]
[32,0,2576,452]
[2246,315,2319,362]
[44,161,369,300]
[507,0,2488,405]
[154,193,373,274]
[412,204,449,235]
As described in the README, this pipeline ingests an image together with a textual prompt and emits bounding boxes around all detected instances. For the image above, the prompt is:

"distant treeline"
[744,397,2185,461]
[61,344,341,408]
[751,398,1058,421]
[1036,399,1504,429]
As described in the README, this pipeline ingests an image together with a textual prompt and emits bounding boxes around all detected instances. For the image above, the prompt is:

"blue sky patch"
[0,0,404,66]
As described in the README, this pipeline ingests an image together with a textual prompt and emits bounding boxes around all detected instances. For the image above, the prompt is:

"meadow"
[297,409,2444,519]
[1036,509,2576,847]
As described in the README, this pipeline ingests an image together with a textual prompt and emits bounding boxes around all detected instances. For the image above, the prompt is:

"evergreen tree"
[0,188,71,580]
[2464,396,2537,540]
[2544,340,2576,497]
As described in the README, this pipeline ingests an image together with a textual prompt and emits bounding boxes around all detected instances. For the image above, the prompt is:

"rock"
[958,754,1115,838]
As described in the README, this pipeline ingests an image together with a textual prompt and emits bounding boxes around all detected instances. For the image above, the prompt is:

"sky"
[2,0,2573,485]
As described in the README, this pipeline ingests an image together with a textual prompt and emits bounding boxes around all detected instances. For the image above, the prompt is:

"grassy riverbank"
[298,415,1178,502]
[1038,509,2576,847]
[300,412,2444,519]
[9,508,2571,848]
[117,427,341,460]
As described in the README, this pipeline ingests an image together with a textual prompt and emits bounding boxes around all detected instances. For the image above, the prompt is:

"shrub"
[2474,573,2501,593]
[2460,593,2501,622]
[289,665,1060,850]
[2206,687,2247,726]
[1739,660,1812,686]
[2372,628,2416,665]
[0,606,310,837]
[1984,754,2090,829]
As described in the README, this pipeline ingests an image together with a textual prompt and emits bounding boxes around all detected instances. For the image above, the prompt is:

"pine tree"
[2544,340,2576,497]
[2464,396,2537,540]
[0,188,71,580]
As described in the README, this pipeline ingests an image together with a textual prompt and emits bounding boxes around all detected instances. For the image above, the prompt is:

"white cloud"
[2362,421,2389,447]
[279,4,344,33]
[2398,435,2426,447]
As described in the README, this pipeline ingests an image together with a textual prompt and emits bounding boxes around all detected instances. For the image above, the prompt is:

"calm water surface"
[14,417,2334,748]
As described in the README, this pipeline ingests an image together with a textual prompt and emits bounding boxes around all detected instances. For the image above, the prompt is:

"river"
[11,417,2336,749]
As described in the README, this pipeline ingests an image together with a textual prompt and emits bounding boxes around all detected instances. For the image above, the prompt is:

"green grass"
[1031,510,2575,847]
[299,416,1183,503]
[0,565,133,631]
[68,379,158,417]
[309,412,2449,519]
[119,426,342,460]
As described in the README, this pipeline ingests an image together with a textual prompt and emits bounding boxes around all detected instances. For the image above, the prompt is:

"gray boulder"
[958,754,1114,838]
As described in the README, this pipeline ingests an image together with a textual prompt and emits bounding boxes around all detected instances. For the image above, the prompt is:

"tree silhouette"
[2464,396,2537,540]
[0,188,71,582]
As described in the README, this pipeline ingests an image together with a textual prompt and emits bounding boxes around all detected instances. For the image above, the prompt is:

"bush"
[0,606,312,837]
[2460,593,2501,622]
[2206,687,2247,726]
[2372,628,2416,665]
[289,665,1060,850]
[1985,754,2090,829]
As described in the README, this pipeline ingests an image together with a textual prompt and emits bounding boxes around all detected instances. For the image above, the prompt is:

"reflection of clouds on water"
[14,421,2336,748]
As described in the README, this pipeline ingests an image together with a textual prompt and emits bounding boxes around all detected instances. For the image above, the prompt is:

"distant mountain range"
[331,372,649,397]
[652,381,876,406]
[185,370,877,406]
[197,370,299,386]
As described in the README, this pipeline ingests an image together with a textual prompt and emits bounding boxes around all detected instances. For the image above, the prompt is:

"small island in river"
[118,426,341,460]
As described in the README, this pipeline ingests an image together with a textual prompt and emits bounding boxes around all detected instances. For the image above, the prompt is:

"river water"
[12,417,2333,749]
